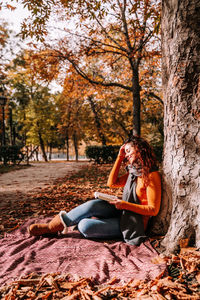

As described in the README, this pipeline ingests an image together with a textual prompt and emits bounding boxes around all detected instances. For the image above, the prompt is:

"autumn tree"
[57,69,89,160]
[91,88,133,143]
[34,48,162,157]
[151,0,200,253]
[8,51,62,161]
[18,0,162,136]
[0,23,9,77]
[57,65,137,149]
[57,97,82,161]
[0,21,18,146]
[0,16,22,78]
[25,87,60,161]
[0,25,7,146]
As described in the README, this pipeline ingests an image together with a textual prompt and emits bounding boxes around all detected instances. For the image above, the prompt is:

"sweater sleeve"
[119,172,161,216]
[107,156,128,188]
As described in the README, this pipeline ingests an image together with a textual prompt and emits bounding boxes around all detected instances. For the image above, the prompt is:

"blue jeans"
[60,199,122,239]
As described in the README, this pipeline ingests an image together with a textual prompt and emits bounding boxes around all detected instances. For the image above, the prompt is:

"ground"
[0,161,89,197]
[0,162,200,299]
[0,161,89,235]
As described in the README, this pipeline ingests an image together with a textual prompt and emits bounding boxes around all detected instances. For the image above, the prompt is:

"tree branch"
[87,49,128,59]
[117,0,133,53]
[63,28,127,54]
[90,11,128,54]
[58,51,132,91]
[146,91,163,105]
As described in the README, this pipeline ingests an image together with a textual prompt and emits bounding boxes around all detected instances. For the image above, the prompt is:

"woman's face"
[124,142,136,165]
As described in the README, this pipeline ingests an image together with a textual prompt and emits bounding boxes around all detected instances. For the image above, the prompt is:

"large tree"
[18,0,162,136]
[152,0,200,253]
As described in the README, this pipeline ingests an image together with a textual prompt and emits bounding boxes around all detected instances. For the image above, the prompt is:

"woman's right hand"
[118,144,126,160]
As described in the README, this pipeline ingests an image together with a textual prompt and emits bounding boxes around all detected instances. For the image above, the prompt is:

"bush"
[86,143,163,164]
[0,145,25,165]
[85,145,120,164]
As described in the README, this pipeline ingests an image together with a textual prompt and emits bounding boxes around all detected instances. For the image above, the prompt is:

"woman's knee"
[78,218,95,238]
[78,217,122,239]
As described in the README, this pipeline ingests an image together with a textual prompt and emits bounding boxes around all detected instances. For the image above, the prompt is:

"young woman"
[29,136,161,245]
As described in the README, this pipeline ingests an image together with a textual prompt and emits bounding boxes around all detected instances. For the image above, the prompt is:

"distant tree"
[25,87,59,162]
[0,22,18,146]
[57,84,87,160]
[8,51,62,161]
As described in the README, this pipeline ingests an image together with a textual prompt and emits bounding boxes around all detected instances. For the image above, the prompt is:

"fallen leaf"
[195,273,200,284]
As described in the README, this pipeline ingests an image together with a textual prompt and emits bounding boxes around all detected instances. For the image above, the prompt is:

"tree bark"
[156,0,200,253]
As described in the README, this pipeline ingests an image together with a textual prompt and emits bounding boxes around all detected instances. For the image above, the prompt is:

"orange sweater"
[107,156,162,230]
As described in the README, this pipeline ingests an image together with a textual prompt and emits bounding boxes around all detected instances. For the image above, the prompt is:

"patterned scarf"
[120,165,147,246]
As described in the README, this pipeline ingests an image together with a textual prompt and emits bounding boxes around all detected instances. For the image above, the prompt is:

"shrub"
[86,142,163,164]
[0,145,25,165]
[85,145,120,164]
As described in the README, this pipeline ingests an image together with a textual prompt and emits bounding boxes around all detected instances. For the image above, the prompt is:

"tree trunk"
[132,67,141,136]
[66,131,69,161]
[49,144,52,160]
[23,108,27,146]
[38,131,48,162]
[36,149,39,161]
[87,96,107,145]
[1,104,6,147]
[158,0,200,253]
[13,126,16,145]
[73,132,79,161]
[28,145,39,161]
[9,107,14,146]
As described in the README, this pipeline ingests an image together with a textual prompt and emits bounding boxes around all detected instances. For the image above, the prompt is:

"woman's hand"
[109,199,124,210]
[118,144,126,160]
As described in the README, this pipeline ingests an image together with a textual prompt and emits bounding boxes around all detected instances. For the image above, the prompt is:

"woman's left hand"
[109,199,124,210]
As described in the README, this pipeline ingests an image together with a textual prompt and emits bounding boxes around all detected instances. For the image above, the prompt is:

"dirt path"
[0,161,89,208]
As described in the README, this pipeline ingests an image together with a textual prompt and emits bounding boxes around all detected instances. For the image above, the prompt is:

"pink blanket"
[0,217,166,286]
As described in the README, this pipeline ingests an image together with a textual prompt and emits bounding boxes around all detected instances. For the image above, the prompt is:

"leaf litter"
[0,163,200,299]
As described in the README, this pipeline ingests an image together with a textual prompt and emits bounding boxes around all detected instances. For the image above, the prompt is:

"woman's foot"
[29,223,51,236]
[29,214,65,236]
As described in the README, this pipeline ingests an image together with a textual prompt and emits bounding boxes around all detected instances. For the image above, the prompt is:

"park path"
[0,161,89,208]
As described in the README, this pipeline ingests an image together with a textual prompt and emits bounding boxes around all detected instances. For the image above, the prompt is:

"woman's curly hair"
[124,135,158,187]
